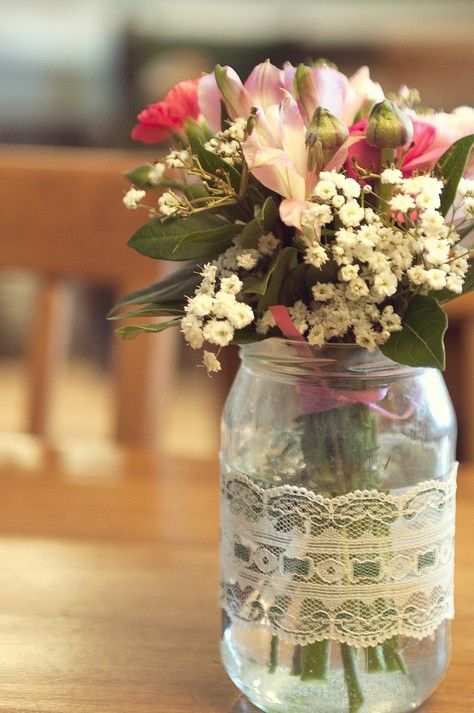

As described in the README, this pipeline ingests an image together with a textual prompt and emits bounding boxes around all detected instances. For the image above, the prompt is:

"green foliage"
[115,318,181,340]
[435,134,474,215]
[257,247,299,312]
[380,295,448,370]
[108,304,183,321]
[128,214,240,261]
[239,198,279,249]
[111,262,201,313]
[184,119,242,193]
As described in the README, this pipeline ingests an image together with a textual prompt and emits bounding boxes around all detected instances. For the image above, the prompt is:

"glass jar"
[220,339,456,713]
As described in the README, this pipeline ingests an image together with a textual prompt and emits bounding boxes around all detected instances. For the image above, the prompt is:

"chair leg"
[27,277,73,438]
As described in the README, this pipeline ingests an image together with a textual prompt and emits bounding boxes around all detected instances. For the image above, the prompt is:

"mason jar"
[220,339,456,713]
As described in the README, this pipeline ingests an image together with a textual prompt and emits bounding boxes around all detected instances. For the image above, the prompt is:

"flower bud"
[294,63,317,124]
[306,107,349,154]
[366,99,414,148]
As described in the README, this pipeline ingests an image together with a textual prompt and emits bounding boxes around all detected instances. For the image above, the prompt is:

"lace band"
[220,466,457,648]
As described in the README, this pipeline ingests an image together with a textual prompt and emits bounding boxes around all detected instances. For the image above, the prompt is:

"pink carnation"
[131,79,200,145]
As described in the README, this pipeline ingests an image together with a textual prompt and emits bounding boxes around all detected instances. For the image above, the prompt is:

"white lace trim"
[220,465,457,648]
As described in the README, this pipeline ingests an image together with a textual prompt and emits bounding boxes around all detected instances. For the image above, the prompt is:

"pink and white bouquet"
[113,60,474,373]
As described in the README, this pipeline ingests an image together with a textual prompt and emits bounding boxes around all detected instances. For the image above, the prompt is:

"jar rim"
[240,338,423,380]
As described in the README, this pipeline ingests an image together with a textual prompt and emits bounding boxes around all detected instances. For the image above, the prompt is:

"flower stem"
[300,640,331,681]
[382,637,408,674]
[341,643,364,713]
[268,635,279,674]
[366,645,387,672]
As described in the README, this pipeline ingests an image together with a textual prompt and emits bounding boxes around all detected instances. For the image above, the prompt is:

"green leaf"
[128,214,240,261]
[115,318,181,340]
[280,263,310,304]
[110,262,201,313]
[108,304,184,321]
[258,247,299,312]
[239,219,262,248]
[260,197,279,232]
[124,164,180,190]
[432,257,474,304]
[435,134,474,215]
[184,119,242,192]
[380,295,448,370]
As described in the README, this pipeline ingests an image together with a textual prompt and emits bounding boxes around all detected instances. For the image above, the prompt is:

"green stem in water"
[268,635,279,674]
[291,645,303,676]
[366,645,387,673]
[382,637,408,674]
[300,640,331,681]
[341,644,364,713]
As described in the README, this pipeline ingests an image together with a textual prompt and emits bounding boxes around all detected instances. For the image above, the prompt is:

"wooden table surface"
[0,440,473,712]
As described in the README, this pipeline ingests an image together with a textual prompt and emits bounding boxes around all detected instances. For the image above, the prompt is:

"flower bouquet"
[112,60,474,713]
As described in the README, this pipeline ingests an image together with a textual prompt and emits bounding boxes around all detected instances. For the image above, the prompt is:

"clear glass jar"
[220,339,456,713]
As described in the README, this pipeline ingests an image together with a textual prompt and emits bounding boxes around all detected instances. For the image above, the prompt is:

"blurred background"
[1,0,474,461]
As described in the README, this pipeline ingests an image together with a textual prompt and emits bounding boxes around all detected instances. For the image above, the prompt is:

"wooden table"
[0,441,473,712]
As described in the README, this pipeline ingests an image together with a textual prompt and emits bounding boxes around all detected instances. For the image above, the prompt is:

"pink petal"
[244,60,285,109]
[215,65,252,118]
[197,73,222,132]
[279,199,315,228]
[243,139,306,199]
[310,66,348,120]
[279,93,307,178]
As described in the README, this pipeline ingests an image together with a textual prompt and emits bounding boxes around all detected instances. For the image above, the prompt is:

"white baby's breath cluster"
[264,169,469,350]
[204,118,246,165]
[181,264,254,372]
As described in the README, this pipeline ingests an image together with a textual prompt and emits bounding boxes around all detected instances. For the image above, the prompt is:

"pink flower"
[346,109,474,177]
[132,79,200,145]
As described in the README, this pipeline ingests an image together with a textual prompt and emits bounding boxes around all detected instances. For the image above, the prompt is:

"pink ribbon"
[269,305,415,419]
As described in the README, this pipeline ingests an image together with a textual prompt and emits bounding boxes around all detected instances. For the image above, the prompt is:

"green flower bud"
[306,107,349,154]
[294,64,316,124]
[366,99,414,149]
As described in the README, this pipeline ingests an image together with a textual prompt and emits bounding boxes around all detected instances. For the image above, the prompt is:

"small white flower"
[458,177,474,197]
[389,193,416,213]
[123,188,146,210]
[158,191,182,217]
[202,350,221,374]
[339,264,360,282]
[423,237,450,266]
[416,191,441,211]
[181,315,204,349]
[420,210,446,235]
[165,150,190,168]
[341,178,361,198]
[236,250,259,270]
[445,275,464,294]
[380,306,402,332]
[465,196,474,214]
[304,243,328,268]
[381,168,403,184]
[339,200,365,227]
[203,319,234,346]
[258,232,279,255]
[425,268,447,290]
[256,310,276,335]
[186,293,214,317]
[148,163,166,185]
[373,271,398,297]
[212,290,236,319]
[407,265,429,286]
[220,275,243,295]
[307,323,326,346]
[312,282,336,301]
[313,179,337,201]
[302,203,333,227]
[346,277,370,300]
[228,302,254,329]
[331,194,346,208]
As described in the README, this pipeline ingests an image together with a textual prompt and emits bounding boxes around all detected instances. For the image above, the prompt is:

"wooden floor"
[0,359,220,458]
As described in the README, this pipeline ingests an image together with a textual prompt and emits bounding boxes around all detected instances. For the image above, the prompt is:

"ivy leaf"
[431,257,474,304]
[115,318,181,340]
[380,295,448,370]
[128,214,240,261]
[435,134,474,215]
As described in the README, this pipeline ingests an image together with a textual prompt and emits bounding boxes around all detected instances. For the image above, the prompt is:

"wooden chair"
[444,296,474,462]
[0,144,177,446]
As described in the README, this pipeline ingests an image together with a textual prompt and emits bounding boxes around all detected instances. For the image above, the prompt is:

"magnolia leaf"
[110,262,200,313]
[108,304,184,321]
[128,214,240,261]
[435,134,474,215]
[258,247,299,312]
[115,318,181,341]
[432,257,474,304]
[380,295,448,370]
[184,119,242,192]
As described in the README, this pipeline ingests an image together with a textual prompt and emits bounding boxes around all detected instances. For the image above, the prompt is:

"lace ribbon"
[220,465,457,648]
